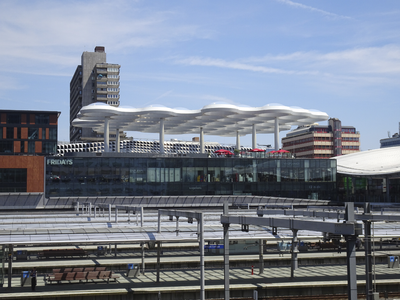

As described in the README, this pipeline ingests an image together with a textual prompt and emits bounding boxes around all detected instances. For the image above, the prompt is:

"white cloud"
[0,0,208,71]
[275,0,351,20]
[174,45,400,86]
[175,57,317,75]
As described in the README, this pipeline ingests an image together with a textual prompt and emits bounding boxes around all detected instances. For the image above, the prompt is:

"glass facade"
[46,156,337,200]
[0,110,59,155]
[0,168,27,192]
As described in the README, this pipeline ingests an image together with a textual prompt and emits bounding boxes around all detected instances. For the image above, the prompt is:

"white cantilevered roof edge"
[72,103,329,137]
[333,147,400,178]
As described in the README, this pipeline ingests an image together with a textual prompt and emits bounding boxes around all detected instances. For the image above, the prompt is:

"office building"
[380,122,400,148]
[282,118,360,158]
[0,109,60,155]
[70,46,120,142]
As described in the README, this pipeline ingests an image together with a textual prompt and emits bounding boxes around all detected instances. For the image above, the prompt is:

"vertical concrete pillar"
[236,131,240,150]
[252,124,257,149]
[116,127,120,153]
[159,118,165,154]
[104,117,110,152]
[200,127,204,154]
[274,117,280,151]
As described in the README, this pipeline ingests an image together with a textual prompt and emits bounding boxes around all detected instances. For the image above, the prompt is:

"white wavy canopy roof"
[333,147,400,178]
[72,103,329,137]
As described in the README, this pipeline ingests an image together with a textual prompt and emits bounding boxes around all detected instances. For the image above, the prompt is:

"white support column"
[252,124,257,149]
[274,117,280,151]
[200,127,204,153]
[159,118,165,154]
[236,131,240,150]
[104,117,110,152]
[116,127,120,153]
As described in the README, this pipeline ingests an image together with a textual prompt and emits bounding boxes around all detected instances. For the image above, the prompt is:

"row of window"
[0,127,57,140]
[107,68,119,72]
[96,81,119,86]
[2,113,51,125]
[342,137,359,141]
[0,140,57,154]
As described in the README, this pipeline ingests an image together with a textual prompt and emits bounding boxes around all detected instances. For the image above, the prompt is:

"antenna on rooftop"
[388,131,391,138]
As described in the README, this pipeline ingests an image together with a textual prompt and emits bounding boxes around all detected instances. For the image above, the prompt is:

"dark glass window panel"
[28,128,38,140]
[0,169,27,192]
[6,127,14,139]
[7,114,21,124]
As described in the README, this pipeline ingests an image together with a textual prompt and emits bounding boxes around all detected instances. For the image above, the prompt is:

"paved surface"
[1,250,400,298]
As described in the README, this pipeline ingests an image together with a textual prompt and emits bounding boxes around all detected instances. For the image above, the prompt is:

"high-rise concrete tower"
[70,46,120,142]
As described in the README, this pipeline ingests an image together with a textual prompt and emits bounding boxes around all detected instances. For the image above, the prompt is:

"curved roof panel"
[73,103,329,137]
[333,147,400,178]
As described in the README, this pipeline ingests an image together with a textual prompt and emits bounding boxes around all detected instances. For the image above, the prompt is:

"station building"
[45,153,337,200]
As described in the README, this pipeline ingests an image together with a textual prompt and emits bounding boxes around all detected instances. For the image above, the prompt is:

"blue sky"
[1,0,399,150]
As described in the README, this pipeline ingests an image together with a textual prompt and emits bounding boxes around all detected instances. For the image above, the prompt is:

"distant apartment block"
[70,46,120,142]
[282,118,360,158]
[380,122,400,148]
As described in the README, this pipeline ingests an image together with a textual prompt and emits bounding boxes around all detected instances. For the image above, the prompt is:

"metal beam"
[221,215,362,236]
[257,208,400,223]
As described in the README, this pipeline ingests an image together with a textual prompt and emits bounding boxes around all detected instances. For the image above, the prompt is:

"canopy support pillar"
[159,118,165,154]
[274,118,280,151]
[252,124,257,149]
[104,117,110,152]
[236,131,240,150]
[116,127,120,153]
[200,127,204,154]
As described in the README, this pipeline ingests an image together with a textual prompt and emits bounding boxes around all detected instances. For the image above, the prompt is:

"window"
[6,127,14,139]
[49,128,57,140]
[0,169,27,192]
[107,68,119,72]
[35,114,49,125]
[43,142,56,154]
[7,113,21,124]
[28,128,38,139]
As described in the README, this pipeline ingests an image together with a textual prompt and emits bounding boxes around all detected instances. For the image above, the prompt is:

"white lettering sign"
[47,159,73,166]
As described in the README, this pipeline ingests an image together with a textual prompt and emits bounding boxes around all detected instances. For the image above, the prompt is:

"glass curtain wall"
[46,157,337,199]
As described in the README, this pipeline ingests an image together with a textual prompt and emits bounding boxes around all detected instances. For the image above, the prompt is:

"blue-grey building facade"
[45,154,337,200]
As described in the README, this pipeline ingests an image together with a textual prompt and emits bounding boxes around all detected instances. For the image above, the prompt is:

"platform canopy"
[73,103,329,137]
[333,146,400,178]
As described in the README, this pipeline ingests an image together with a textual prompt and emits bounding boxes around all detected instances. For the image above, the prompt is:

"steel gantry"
[221,202,363,300]
[157,209,205,300]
